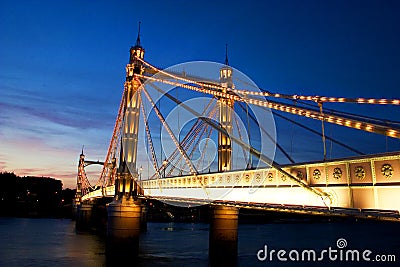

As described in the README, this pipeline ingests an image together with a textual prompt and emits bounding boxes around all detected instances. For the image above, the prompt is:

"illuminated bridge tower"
[75,149,85,207]
[209,46,239,266]
[217,45,234,172]
[75,149,93,230]
[115,26,144,200]
[106,24,145,258]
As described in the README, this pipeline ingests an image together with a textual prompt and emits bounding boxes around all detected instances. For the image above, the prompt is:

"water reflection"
[1,218,399,267]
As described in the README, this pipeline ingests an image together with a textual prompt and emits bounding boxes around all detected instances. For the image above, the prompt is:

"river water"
[0,217,399,266]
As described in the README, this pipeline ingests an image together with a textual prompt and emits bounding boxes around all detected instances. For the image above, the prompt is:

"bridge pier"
[106,199,143,259]
[209,205,239,267]
[75,203,93,231]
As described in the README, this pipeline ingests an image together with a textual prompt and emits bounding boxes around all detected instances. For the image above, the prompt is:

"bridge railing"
[140,152,400,191]
[80,152,399,211]
[140,168,300,189]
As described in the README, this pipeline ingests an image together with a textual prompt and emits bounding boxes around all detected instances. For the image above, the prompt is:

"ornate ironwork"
[267,173,274,182]
[313,169,321,180]
[333,167,342,179]
[255,173,261,183]
[296,171,304,180]
[355,166,366,180]
[381,164,393,179]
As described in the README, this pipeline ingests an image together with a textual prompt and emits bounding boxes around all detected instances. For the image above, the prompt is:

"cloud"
[0,154,7,171]
[0,89,115,131]
[0,110,110,189]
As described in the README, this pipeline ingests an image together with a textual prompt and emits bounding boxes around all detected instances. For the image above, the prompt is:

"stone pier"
[106,199,143,259]
[75,203,93,231]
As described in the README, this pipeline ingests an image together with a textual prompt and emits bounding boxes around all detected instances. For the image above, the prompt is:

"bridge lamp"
[162,160,168,178]
[139,166,143,181]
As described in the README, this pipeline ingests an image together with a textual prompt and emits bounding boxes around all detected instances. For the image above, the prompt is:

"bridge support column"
[106,199,143,259]
[209,205,239,266]
[75,203,93,231]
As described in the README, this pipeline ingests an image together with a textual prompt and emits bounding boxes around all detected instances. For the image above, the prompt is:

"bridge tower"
[115,23,144,200]
[75,149,85,207]
[75,149,93,230]
[106,24,145,258]
[218,44,234,172]
[209,46,239,266]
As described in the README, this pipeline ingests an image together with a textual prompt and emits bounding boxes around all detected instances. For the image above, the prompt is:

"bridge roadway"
[82,151,400,221]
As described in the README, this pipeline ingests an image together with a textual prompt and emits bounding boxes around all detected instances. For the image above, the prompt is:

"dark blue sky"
[1,0,399,188]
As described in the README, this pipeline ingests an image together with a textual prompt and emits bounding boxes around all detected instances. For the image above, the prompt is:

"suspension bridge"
[74,27,400,263]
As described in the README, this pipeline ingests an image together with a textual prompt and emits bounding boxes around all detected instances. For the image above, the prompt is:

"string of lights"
[135,73,400,139]
[233,90,400,105]
[145,82,212,178]
[141,86,198,175]
[137,57,400,105]
[138,74,330,200]
[97,86,127,188]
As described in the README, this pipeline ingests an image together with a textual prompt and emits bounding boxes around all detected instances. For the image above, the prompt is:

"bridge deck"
[141,152,400,212]
[82,152,400,220]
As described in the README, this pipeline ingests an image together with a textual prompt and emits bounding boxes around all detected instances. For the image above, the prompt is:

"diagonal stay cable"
[140,91,162,178]
[138,72,399,138]
[236,101,296,164]
[146,82,216,177]
[141,87,198,175]
[143,76,330,201]
[271,110,365,155]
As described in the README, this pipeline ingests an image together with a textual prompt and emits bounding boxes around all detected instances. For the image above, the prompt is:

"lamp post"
[162,160,168,178]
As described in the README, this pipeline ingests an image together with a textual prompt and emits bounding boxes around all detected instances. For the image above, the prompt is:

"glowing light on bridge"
[141,84,198,175]
[78,53,400,223]
[136,72,400,139]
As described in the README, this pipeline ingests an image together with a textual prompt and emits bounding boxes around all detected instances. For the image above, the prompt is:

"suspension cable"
[146,82,215,177]
[97,86,126,187]
[135,73,400,139]
[236,102,296,164]
[140,92,162,178]
[138,56,400,106]
[319,102,327,161]
[196,108,218,172]
[141,86,198,175]
[139,76,329,201]
[233,109,250,167]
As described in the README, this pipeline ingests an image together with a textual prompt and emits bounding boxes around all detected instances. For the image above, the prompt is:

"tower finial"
[224,43,229,66]
[135,21,141,47]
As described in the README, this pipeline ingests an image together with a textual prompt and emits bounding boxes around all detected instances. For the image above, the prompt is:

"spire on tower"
[224,43,229,66]
[135,21,142,48]
[220,43,232,85]
[129,21,145,64]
